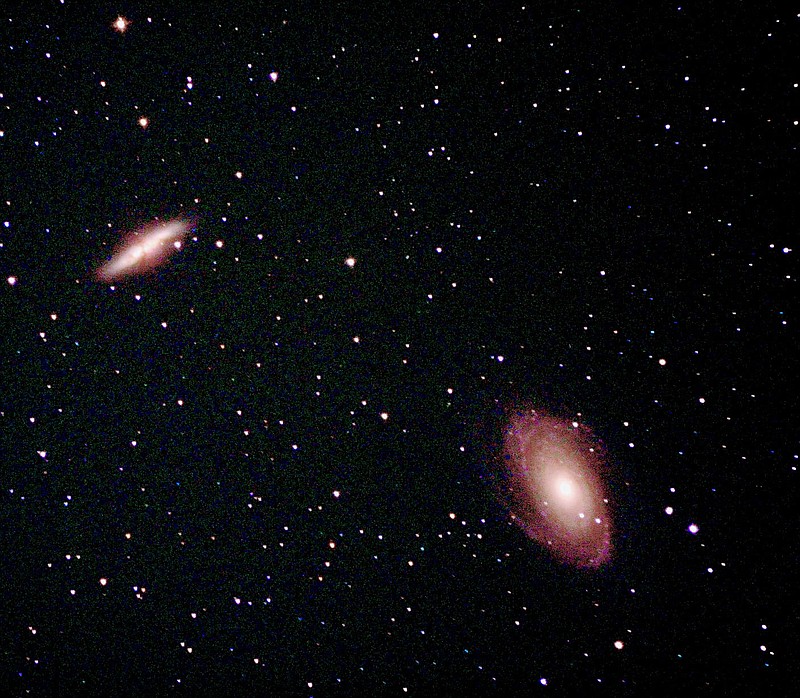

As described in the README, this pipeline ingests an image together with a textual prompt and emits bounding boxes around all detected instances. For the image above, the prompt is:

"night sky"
[1,2,797,695]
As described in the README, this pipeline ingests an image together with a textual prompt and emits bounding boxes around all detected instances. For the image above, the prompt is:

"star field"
[0,2,796,695]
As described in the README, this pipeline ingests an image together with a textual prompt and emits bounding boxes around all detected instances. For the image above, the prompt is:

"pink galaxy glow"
[95,220,189,281]
[501,409,613,569]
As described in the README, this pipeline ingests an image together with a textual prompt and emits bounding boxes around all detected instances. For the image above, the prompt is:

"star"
[112,16,129,33]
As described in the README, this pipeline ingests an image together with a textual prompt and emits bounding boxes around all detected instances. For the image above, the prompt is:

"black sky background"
[1,1,797,695]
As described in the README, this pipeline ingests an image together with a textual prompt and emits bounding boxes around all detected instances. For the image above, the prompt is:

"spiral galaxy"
[502,410,612,569]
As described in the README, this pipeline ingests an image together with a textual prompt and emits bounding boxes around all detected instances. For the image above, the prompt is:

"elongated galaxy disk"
[96,220,188,281]
[502,410,612,569]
